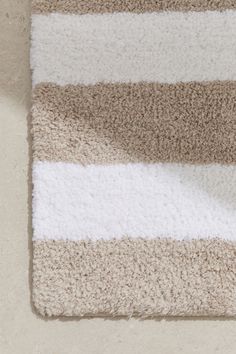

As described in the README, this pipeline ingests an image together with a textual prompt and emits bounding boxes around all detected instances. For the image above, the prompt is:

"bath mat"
[31,1,236,317]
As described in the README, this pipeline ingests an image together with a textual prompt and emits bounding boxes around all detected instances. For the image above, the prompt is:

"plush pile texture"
[31,1,236,317]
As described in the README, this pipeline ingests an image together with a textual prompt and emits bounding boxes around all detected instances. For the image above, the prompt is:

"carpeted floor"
[1,1,236,353]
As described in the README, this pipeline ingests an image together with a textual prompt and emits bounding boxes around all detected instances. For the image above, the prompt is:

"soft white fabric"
[33,161,236,241]
[31,11,236,86]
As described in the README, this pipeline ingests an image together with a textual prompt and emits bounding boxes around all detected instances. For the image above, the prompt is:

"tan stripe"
[32,82,236,165]
[33,238,236,317]
[32,0,236,14]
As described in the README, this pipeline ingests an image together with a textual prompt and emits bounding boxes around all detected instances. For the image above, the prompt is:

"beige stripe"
[32,82,236,165]
[33,238,236,317]
[32,0,236,14]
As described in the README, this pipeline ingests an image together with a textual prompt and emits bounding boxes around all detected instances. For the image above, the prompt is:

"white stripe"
[31,11,236,86]
[33,161,236,241]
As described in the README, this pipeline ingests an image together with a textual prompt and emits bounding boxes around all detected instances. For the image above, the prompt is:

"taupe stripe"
[33,238,236,317]
[32,82,236,165]
[32,0,236,14]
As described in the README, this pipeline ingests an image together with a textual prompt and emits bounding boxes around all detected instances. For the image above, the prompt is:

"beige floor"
[1,1,236,353]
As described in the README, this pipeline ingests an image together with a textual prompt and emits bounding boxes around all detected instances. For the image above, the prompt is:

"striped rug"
[31,1,236,317]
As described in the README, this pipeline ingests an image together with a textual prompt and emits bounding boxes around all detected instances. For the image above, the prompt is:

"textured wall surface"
[1,1,236,353]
